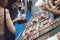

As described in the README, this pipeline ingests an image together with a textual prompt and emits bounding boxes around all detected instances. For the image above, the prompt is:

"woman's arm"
[48,0,54,7]
[6,9,15,33]
[40,5,60,14]
[13,17,21,23]
[48,8,60,14]
[13,14,26,23]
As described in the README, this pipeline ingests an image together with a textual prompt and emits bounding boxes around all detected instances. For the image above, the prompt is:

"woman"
[7,0,26,22]
[0,0,15,40]
[7,0,26,38]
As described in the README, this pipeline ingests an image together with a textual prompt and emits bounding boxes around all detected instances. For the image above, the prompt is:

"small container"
[41,14,46,19]
[25,31,30,35]
[55,22,59,27]
[36,18,39,22]
[53,24,56,28]
[48,19,53,23]
[38,17,41,21]
[27,23,31,27]
[30,22,33,25]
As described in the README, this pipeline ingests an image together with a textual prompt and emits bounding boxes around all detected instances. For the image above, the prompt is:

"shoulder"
[5,9,10,18]
[6,9,11,20]
[5,9,10,13]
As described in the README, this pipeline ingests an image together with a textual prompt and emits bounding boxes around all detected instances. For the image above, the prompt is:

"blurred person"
[7,0,26,23]
[40,0,60,19]
[0,0,15,40]
[27,0,32,12]
[7,0,26,38]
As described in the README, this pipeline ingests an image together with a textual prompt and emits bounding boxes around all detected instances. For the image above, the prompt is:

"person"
[27,0,32,12]
[0,0,15,40]
[48,0,60,19]
[40,0,60,19]
[7,0,26,23]
[7,0,26,38]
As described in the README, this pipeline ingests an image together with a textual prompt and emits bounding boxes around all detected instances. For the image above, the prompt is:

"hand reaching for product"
[21,14,26,20]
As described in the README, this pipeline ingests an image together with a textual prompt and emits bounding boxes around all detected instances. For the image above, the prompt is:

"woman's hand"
[16,14,26,20]
[13,14,26,23]
[51,6,56,9]
[40,5,50,11]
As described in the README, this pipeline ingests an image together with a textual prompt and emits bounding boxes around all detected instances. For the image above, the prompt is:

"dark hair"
[6,0,17,20]
[0,0,6,7]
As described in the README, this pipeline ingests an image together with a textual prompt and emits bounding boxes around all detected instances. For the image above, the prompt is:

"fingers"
[40,5,46,10]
